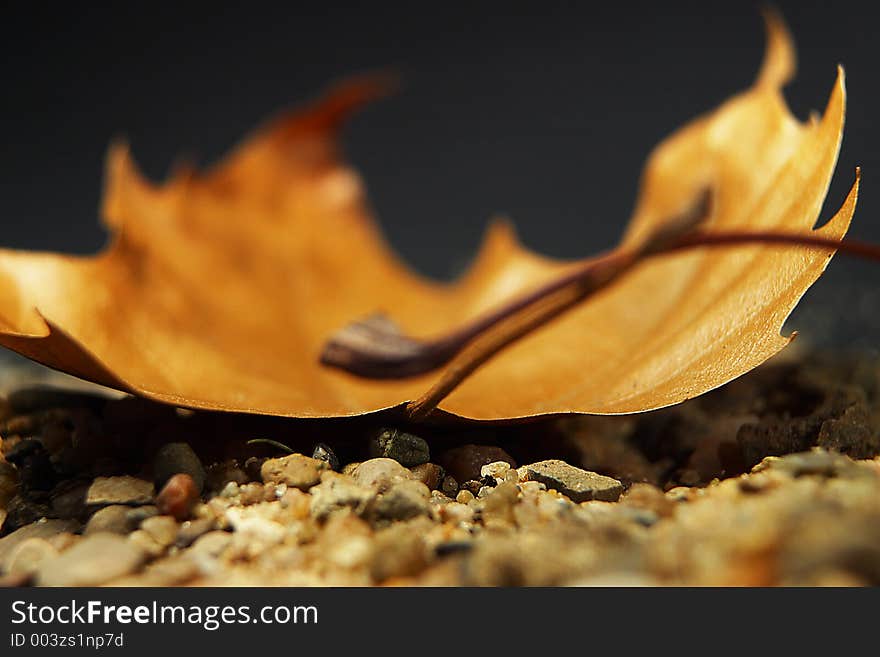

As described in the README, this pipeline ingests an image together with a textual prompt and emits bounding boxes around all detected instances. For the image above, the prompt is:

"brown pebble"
[410,463,444,490]
[155,474,199,521]
[440,475,459,497]
[260,453,327,490]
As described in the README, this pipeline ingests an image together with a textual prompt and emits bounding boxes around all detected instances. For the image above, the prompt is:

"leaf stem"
[319,214,880,420]
[406,230,880,420]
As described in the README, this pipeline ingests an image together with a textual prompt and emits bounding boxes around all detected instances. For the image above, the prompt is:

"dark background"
[2,1,878,346]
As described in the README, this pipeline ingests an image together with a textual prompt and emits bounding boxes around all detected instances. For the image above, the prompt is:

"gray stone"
[153,442,206,493]
[36,533,146,586]
[369,428,430,467]
[260,454,328,490]
[370,481,431,522]
[520,460,623,503]
[86,476,155,506]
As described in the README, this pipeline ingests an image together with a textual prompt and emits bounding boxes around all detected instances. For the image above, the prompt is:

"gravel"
[1,350,879,586]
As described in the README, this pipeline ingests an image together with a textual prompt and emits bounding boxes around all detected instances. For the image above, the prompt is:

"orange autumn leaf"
[0,13,859,421]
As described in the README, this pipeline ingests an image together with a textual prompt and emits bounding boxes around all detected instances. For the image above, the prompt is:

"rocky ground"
[0,348,879,586]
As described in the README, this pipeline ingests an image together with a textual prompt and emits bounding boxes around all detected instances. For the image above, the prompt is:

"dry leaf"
[0,14,859,421]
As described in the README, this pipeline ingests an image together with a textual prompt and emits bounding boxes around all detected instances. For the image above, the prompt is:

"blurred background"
[1,0,878,349]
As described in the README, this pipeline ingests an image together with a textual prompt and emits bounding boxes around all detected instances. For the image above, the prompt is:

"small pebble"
[311,443,340,471]
[370,481,431,522]
[352,458,414,492]
[456,489,475,504]
[410,463,444,490]
[260,453,328,490]
[461,480,483,495]
[439,502,474,524]
[155,474,200,521]
[220,481,240,498]
[441,475,459,497]
[238,482,269,505]
[481,461,511,481]
[153,442,207,493]
[310,473,375,520]
[369,428,430,467]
